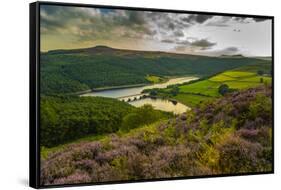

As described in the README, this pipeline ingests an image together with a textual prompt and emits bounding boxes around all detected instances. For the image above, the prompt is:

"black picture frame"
[30,1,274,189]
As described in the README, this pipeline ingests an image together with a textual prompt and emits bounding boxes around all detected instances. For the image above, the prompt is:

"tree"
[171,86,179,96]
[260,78,264,83]
[218,84,229,96]
[150,89,158,96]
[121,104,165,132]
[257,70,264,76]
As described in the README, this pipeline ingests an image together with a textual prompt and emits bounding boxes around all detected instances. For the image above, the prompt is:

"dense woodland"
[41,96,170,147]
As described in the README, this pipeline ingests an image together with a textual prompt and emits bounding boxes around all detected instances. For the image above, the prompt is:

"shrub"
[218,84,229,95]
[216,136,264,173]
[121,104,168,132]
[171,86,179,96]
[257,70,264,76]
[248,95,272,122]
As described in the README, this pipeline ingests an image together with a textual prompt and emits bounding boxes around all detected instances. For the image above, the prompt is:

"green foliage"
[218,84,230,95]
[121,104,168,132]
[149,89,158,96]
[248,95,272,121]
[257,70,264,76]
[170,86,179,96]
[174,94,214,108]
[145,75,165,83]
[40,96,134,147]
[179,80,220,97]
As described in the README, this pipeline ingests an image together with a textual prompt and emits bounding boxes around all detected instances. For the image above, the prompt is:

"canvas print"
[39,4,273,186]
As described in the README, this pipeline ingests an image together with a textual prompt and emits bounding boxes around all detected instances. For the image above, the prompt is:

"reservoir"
[81,76,198,114]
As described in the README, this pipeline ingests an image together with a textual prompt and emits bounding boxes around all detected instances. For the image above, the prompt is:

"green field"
[210,71,271,90]
[179,80,221,97]
[174,93,214,107]
[158,62,272,107]
[145,75,166,83]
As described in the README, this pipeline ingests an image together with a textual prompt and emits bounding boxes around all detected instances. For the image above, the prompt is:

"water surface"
[81,76,198,99]
[81,76,197,114]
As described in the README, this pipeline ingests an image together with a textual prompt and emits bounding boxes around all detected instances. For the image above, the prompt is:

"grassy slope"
[145,75,166,83]
[168,61,272,107]
[41,85,272,185]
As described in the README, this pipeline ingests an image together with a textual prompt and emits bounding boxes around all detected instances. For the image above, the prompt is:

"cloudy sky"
[40,5,272,57]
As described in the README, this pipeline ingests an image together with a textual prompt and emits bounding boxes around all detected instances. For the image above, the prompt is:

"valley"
[40,46,272,185]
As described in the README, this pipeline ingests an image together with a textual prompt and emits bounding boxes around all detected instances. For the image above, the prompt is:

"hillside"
[40,46,270,95]
[41,85,272,185]
[40,96,171,148]
[146,61,272,107]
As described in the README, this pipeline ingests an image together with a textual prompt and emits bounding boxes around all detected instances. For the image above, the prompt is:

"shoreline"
[78,75,198,96]
[92,83,148,92]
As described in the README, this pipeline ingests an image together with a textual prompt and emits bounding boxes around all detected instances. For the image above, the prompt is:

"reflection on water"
[81,76,196,114]
[81,76,198,98]
[129,97,190,114]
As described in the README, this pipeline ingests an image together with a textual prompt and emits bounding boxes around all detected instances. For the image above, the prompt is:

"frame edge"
[30,1,40,189]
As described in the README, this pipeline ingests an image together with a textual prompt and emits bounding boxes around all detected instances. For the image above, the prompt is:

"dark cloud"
[232,17,251,24]
[41,5,268,56]
[232,17,245,22]
[181,14,213,24]
[223,47,239,52]
[181,16,190,23]
[161,39,175,43]
[128,12,146,25]
[173,30,184,37]
[190,39,216,49]
[162,38,216,50]
[41,6,71,31]
[163,38,217,53]
[41,5,218,48]
[206,16,269,27]
[40,5,154,42]
[206,16,232,27]
[168,23,175,30]
[253,18,268,22]
[196,15,214,23]
[233,16,268,23]
[208,46,240,56]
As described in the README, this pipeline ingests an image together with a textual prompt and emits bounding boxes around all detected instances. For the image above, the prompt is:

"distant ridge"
[46,45,208,58]
[47,45,114,54]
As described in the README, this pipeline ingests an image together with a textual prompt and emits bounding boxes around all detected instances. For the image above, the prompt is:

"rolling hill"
[40,46,271,95]
[145,61,272,107]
